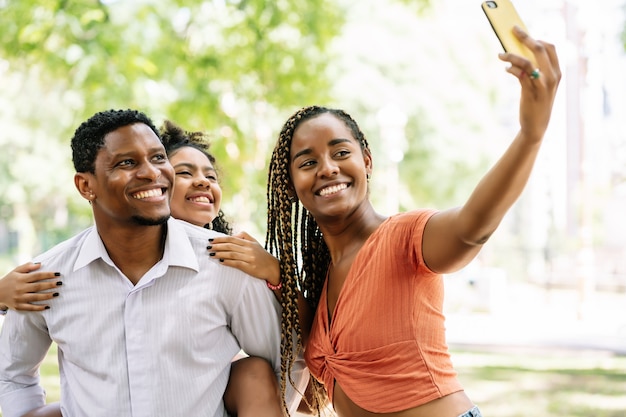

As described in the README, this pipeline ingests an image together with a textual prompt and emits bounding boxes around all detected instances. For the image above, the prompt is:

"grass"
[451,347,626,417]
[3,345,626,416]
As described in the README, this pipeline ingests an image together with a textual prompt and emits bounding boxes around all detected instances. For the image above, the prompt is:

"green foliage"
[0,0,342,116]
[3,0,485,254]
[0,0,348,248]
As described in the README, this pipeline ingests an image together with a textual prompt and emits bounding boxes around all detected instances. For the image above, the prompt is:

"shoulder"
[169,218,226,243]
[168,219,264,287]
[32,227,93,264]
[385,209,438,230]
[372,210,438,257]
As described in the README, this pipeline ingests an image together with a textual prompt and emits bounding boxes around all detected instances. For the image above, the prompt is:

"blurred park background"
[1,0,626,415]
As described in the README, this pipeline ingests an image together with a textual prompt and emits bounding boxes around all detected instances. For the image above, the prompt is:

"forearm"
[460,27,560,241]
[459,130,542,243]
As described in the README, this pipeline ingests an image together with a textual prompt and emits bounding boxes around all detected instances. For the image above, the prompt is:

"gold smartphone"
[481,0,536,66]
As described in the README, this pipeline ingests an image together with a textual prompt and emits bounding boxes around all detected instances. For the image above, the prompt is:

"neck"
[98,222,168,285]
[318,204,386,265]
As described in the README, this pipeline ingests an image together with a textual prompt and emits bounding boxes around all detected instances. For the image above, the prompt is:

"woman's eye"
[176,171,192,176]
[299,160,315,169]
[336,150,350,157]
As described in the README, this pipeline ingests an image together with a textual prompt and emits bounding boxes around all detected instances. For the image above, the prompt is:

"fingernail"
[208,238,214,242]
[34,262,41,265]
[54,272,61,276]
[209,252,216,256]
[45,306,50,310]
[53,293,59,297]
[219,259,224,263]
[56,281,63,286]
[206,245,212,250]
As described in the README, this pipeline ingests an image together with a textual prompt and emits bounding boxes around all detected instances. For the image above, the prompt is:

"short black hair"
[71,109,160,173]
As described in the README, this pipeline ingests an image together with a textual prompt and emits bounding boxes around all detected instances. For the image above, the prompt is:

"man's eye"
[118,159,134,167]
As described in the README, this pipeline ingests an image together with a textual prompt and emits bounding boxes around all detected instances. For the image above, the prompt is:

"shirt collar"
[74,218,199,273]
[163,217,199,271]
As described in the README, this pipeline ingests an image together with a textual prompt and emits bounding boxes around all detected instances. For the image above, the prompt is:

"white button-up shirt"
[0,218,284,417]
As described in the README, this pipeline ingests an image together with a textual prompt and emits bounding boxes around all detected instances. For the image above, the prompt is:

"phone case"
[481,0,537,66]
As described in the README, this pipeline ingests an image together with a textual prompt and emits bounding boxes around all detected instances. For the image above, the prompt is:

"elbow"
[472,232,493,246]
[458,213,501,246]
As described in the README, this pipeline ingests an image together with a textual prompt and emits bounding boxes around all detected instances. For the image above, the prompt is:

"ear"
[75,173,95,202]
[286,182,297,203]
[363,148,373,177]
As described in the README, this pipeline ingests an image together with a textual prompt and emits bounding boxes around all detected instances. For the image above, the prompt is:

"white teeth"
[319,184,347,196]
[190,196,211,203]
[133,189,163,199]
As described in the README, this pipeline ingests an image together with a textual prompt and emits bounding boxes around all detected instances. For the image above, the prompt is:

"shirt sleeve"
[228,275,310,412]
[229,278,282,376]
[0,311,52,417]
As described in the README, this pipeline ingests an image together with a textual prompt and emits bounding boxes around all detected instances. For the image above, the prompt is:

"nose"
[317,157,339,178]
[193,175,211,188]
[137,161,162,180]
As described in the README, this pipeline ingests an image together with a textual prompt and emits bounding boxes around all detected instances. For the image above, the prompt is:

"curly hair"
[71,109,159,173]
[266,106,370,415]
[160,119,233,235]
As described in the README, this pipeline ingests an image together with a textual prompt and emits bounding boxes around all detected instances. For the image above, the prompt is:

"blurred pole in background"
[563,0,596,319]
[377,103,407,215]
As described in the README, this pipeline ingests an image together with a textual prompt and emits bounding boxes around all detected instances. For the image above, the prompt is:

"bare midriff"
[333,383,473,417]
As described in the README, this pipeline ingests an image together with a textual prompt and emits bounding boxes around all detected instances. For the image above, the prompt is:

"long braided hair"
[160,120,233,235]
[266,106,370,415]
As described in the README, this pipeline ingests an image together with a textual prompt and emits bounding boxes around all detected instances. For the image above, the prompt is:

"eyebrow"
[291,138,352,162]
[112,146,165,158]
[173,162,216,172]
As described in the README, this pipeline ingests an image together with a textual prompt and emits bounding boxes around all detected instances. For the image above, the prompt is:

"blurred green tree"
[0,0,347,257]
[0,0,431,260]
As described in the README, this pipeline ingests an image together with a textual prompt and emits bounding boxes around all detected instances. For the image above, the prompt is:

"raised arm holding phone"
[260,14,561,417]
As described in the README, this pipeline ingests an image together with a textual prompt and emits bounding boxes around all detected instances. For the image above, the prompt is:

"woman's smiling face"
[168,146,222,227]
[289,113,372,221]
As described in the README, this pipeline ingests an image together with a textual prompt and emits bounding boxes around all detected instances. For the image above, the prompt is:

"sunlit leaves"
[0,0,434,252]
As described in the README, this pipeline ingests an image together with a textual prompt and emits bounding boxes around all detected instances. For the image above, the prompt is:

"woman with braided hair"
[258,27,560,417]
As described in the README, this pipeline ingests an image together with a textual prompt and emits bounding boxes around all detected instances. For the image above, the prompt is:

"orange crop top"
[304,209,463,413]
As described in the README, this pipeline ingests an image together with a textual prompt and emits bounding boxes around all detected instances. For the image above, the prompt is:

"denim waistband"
[457,405,482,417]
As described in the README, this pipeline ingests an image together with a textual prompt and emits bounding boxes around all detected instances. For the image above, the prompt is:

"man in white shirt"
[0,109,284,417]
